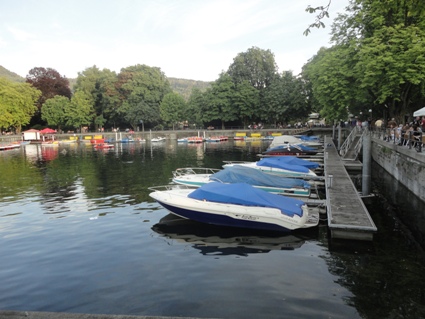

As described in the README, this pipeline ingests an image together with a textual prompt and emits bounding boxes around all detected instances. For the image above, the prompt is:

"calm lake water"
[0,140,424,319]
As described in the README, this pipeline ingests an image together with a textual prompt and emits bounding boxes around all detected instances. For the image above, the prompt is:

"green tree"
[227,46,278,90]
[67,91,94,131]
[187,87,206,128]
[74,66,118,130]
[25,67,71,126]
[226,47,278,125]
[160,92,187,130]
[211,73,238,129]
[326,0,425,120]
[302,46,361,122]
[0,78,40,132]
[232,80,259,128]
[264,71,308,125]
[355,24,425,117]
[41,95,70,131]
[116,64,171,129]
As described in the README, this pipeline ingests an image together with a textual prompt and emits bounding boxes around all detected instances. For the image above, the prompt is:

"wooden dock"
[323,137,377,240]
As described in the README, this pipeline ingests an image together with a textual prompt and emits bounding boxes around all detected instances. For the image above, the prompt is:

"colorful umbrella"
[39,128,56,134]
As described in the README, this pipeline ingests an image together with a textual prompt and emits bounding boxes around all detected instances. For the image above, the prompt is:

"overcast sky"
[0,0,349,81]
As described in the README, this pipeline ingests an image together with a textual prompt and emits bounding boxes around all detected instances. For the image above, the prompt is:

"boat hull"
[0,144,21,151]
[158,201,293,232]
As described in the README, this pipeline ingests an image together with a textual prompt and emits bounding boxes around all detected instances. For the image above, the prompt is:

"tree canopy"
[116,64,172,130]
[160,92,187,130]
[74,66,118,130]
[26,67,71,108]
[0,77,41,132]
[41,95,70,130]
[303,0,425,123]
[227,46,278,90]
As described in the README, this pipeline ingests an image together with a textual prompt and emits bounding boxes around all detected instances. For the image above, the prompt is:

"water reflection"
[41,145,59,161]
[152,214,319,256]
[371,162,425,250]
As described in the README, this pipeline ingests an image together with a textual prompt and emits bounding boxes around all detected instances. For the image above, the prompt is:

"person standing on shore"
[387,118,397,128]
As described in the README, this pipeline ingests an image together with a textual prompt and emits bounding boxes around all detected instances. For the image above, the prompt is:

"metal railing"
[339,126,364,158]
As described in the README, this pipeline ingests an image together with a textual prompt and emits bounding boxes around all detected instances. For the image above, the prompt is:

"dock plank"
[324,137,377,240]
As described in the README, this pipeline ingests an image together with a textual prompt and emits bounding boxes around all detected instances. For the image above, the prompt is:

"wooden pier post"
[337,125,342,151]
[362,131,371,196]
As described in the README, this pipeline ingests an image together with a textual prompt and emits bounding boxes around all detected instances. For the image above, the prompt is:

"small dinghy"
[172,166,311,197]
[223,157,319,178]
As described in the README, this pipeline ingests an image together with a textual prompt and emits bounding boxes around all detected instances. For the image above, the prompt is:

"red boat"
[93,143,114,149]
[0,144,21,151]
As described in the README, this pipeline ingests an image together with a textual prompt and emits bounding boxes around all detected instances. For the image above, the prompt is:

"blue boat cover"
[210,166,310,189]
[188,182,305,217]
[298,135,320,141]
[268,144,316,152]
[259,156,320,169]
[256,158,310,173]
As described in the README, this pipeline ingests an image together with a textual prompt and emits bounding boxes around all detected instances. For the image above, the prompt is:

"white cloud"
[0,36,6,49]
[7,26,36,42]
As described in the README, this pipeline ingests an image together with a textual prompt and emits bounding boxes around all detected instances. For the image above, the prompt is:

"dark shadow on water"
[151,214,320,256]
[371,161,425,252]
[320,162,425,318]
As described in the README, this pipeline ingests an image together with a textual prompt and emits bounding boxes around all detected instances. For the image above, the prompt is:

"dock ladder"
[339,126,367,160]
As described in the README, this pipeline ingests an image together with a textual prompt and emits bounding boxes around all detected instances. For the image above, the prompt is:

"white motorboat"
[268,135,323,149]
[149,183,319,232]
[172,166,311,197]
[222,157,319,178]
[151,136,166,142]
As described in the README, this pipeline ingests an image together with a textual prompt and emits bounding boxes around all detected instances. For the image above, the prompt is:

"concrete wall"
[371,137,425,202]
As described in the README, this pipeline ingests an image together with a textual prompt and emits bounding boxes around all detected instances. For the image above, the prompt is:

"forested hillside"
[0,66,210,99]
[168,77,210,100]
[0,66,24,82]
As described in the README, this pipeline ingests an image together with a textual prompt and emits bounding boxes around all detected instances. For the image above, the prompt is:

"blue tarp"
[268,144,317,152]
[259,156,320,169]
[298,135,321,142]
[210,166,310,189]
[256,158,310,173]
[188,182,305,217]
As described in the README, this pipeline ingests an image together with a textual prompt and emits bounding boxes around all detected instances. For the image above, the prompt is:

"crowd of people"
[382,116,424,150]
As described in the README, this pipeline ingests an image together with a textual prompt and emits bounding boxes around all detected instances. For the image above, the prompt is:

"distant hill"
[0,66,211,99]
[0,65,25,82]
[168,77,211,100]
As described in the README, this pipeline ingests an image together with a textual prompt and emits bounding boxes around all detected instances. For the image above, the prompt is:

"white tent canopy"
[413,106,425,117]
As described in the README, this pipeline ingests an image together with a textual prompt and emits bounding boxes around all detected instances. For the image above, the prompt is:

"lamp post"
[139,120,144,133]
